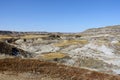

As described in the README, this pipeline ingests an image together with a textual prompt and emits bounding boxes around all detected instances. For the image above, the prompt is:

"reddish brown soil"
[0,58,120,80]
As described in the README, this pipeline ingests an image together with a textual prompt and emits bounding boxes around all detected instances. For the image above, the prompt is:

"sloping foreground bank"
[0,58,120,80]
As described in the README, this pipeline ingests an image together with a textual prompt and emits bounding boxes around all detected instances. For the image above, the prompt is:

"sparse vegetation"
[76,57,114,70]
[41,52,67,60]
[20,34,49,39]
[0,35,13,40]
[48,34,61,39]
[54,40,88,47]
[0,58,120,80]
[0,26,120,79]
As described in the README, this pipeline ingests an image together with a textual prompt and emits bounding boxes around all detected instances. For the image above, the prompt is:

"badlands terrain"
[0,25,120,80]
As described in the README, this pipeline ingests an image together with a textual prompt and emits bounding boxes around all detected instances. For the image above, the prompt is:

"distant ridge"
[81,25,120,35]
[0,30,73,35]
[1,25,120,35]
[0,31,15,35]
[0,30,49,35]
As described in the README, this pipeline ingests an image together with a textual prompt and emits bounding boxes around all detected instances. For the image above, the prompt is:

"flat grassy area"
[41,52,67,60]
[20,34,49,39]
[0,35,12,39]
[54,40,88,47]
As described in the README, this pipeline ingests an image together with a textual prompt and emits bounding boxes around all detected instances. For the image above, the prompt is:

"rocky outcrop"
[0,41,32,58]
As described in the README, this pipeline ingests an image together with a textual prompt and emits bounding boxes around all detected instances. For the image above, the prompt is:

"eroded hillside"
[0,25,120,79]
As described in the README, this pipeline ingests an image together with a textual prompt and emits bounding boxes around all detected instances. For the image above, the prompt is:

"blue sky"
[0,0,120,32]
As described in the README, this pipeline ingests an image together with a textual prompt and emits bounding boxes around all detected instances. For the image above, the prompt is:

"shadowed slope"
[0,42,32,58]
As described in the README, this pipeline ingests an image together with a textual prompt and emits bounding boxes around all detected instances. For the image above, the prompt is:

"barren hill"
[81,25,120,36]
[0,25,120,80]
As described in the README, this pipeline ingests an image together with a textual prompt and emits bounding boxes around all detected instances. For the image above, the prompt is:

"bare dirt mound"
[0,58,120,80]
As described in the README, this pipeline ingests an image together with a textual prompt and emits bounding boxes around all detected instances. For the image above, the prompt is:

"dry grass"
[75,57,113,70]
[0,35,12,40]
[0,72,62,80]
[0,58,120,80]
[20,34,49,39]
[54,40,88,47]
[0,34,49,41]
[0,54,14,59]
[41,52,67,60]
[114,41,120,46]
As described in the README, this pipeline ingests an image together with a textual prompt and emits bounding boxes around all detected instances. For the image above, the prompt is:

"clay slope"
[0,41,32,58]
[0,58,120,80]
